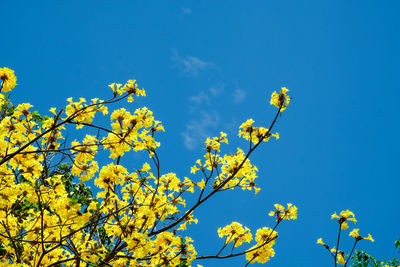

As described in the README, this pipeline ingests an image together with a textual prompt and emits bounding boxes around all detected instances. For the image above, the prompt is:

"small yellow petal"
[364,234,374,242]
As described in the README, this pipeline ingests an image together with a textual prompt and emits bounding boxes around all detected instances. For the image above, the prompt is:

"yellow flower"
[331,212,340,220]
[0,67,17,92]
[337,254,346,265]
[341,222,349,230]
[191,165,200,174]
[196,179,206,190]
[205,131,228,152]
[350,228,375,242]
[316,238,326,246]
[238,119,255,139]
[177,213,198,231]
[364,234,374,242]
[349,228,360,239]
[340,210,356,222]
[286,203,298,220]
[270,87,290,111]
[49,107,57,116]
[332,210,357,229]
[13,103,34,119]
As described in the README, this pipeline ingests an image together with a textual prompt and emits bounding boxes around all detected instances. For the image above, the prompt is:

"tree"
[0,67,296,266]
[0,67,384,267]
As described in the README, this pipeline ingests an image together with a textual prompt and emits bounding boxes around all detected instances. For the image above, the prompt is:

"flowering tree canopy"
[0,67,298,266]
[0,67,383,267]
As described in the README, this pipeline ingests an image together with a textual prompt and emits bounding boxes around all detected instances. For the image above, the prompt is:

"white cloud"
[209,83,224,96]
[232,88,246,103]
[190,91,210,105]
[172,50,214,77]
[182,8,192,15]
[181,132,197,150]
[181,110,220,150]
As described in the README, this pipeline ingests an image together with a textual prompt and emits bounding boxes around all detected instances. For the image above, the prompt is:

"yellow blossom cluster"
[104,107,163,159]
[331,209,357,230]
[238,119,279,144]
[109,79,146,102]
[0,67,17,92]
[245,227,278,264]
[270,87,290,111]
[217,203,297,265]
[268,203,298,221]
[190,131,261,194]
[216,148,260,192]
[65,97,108,129]
[239,119,279,144]
[205,131,228,152]
[218,222,252,247]
[0,174,95,265]
[71,135,99,181]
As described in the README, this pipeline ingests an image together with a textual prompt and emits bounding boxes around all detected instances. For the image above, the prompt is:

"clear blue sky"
[2,1,399,266]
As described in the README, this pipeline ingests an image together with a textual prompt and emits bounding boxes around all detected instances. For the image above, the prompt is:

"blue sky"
[2,1,400,266]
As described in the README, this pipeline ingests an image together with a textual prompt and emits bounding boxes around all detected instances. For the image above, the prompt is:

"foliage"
[0,67,296,266]
[350,239,400,267]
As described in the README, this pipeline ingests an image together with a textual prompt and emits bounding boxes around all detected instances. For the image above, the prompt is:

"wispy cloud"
[183,84,225,149]
[181,111,220,150]
[209,83,224,96]
[172,50,214,77]
[174,52,241,150]
[190,91,210,105]
[182,8,192,15]
[232,88,246,103]
[182,84,246,149]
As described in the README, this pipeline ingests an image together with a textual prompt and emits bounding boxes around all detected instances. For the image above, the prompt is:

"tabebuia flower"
[270,87,290,111]
[0,67,17,92]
